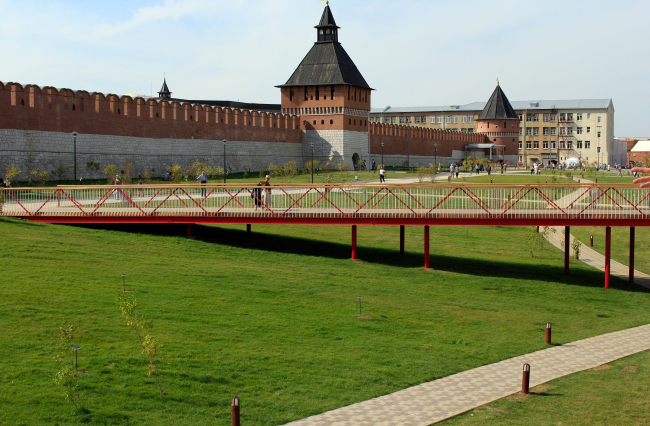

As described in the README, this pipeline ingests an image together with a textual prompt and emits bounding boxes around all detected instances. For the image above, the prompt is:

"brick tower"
[278,2,372,168]
[475,82,520,163]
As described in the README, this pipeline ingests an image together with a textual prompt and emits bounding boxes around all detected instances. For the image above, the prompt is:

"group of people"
[252,175,272,211]
[0,178,10,188]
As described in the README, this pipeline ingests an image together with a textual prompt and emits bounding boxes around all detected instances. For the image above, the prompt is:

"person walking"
[252,180,264,211]
[264,175,272,208]
[197,170,208,197]
[372,159,376,172]
[455,165,459,179]
[379,166,386,183]
[113,174,121,200]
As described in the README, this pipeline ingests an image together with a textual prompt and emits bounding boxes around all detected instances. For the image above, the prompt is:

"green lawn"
[571,227,650,275]
[443,349,650,425]
[1,218,650,425]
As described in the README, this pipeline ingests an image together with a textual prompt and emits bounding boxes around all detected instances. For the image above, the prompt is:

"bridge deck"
[2,183,649,226]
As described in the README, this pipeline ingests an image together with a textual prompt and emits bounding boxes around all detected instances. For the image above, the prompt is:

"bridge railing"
[1,183,649,221]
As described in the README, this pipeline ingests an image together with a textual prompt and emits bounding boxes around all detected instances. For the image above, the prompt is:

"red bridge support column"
[629,227,635,283]
[424,225,430,269]
[187,223,193,238]
[605,226,611,289]
[564,226,570,274]
[400,225,405,255]
[351,225,358,260]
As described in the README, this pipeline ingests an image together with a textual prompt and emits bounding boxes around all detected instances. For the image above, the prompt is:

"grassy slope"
[571,227,650,275]
[1,219,650,425]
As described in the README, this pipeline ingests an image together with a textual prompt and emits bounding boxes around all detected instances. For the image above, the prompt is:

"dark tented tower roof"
[478,84,518,120]
[277,4,371,89]
[158,79,171,99]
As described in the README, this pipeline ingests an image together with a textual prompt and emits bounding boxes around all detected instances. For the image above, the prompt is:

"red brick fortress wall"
[369,123,489,157]
[0,82,302,144]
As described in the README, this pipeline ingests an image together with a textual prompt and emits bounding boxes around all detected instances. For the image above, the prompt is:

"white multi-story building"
[370,99,616,166]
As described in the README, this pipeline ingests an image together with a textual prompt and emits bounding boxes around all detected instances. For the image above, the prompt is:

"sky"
[0,0,648,136]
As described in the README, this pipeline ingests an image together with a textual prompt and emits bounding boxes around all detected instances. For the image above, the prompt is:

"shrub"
[54,322,81,409]
[166,165,183,184]
[185,161,209,180]
[5,164,21,183]
[122,163,133,185]
[28,170,49,187]
[103,165,118,184]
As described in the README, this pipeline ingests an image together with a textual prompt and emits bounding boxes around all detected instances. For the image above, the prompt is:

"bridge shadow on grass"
[70,223,649,293]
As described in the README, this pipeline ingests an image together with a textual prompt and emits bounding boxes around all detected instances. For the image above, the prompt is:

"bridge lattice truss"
[2,184,649,226]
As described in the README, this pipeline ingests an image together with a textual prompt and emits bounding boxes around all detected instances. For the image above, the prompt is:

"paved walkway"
[285,324,650,426]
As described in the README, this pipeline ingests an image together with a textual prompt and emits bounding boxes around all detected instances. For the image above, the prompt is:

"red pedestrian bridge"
[2,183,648,288]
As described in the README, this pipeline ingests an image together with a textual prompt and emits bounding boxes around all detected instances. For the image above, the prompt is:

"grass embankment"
[443,349,650,425]
[1,220,649,425]
[571,227,650,275]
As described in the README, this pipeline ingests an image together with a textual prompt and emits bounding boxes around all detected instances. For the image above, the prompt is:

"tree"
[103,164,118,184]
[185,161,210,180]
[28,170,49,187]
[118,294,164,399]
[54,322,81,409]
[5,164,21,184]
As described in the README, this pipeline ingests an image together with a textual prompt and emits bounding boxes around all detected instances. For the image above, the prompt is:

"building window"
[405,117,412,124]
[446,116,451,123]
[399,117,404,124]
[577,127,583,134]
[550,141,556,149]
[421,116,426,123]
[430,116,435,124]
[567,141,573,149]
[587,127,591,133]
[543,127,549,135]
[588,113,591,119]
[543,141,549,149]
[597,131,601,138]
[461,115,467,123]
[518,114,522,121]
[576,113,582,121]
[567,113,573,121]
[526,114,532,122]
[391,117,396,124]
[526,128,532,135]
[550,128,556,135]
[519,128,523,136]
[519,141,523,149]
[585,141,591,149]
[331,87,335,100]
[437,116,442,123]
[567,127,573,135]
[526,141,532,149]
[543,114,550,122]
[468,115,473,123]
[533,113,539,122]
[550,113,556,121]
[598,116,602,123]
[534,127,539,136]
[461,128,467,132]
[304,88,308,101]
[414,116,420,124]
[468,128,474,133]
[576,141,583,149]
[533,141,539,149]
[452,116,458,124]
[560,141,566,149]
[560,127,566,135]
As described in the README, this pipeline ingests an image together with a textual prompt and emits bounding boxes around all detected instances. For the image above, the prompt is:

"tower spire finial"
[497,78,499,86]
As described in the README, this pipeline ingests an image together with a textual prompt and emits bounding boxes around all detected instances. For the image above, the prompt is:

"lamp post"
[381,142,384,168]
[72,132,78,185]
[407,128,410,170]
[434,142,438,170]
[310,142,314,184]
[222,139,227,184]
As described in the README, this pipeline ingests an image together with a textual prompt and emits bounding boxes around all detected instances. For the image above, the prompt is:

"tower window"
[118,108,121,115]
[20,99,24,106]
[290,88,294,102]
[156,112,159,118]
[321,120,324,125]
[331,86,335,100]
[305,88,308,101]
[72,104,76,111]
[313,120,316,125]
[330,119,333,124]
[316,87,319,101]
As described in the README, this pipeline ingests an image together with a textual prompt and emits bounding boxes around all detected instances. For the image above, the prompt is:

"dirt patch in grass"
[356,315,373,319]
[507,392,531,402]
[622,366,638,373]
[590,364,611,371]
[531,384,556,393]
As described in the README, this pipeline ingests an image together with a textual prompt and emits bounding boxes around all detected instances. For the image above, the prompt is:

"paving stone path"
[285,324,650,426]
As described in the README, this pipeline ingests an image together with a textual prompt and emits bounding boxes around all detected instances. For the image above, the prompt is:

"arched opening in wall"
[494,139,497,142]
[313,120,316,125]
[330,119,333,124]
[190,115,193,121]
[354,119,356,125]
[156,112,159,118]
[487,122,490,128]
[118,108,121,115]
[72,104,76,111]
[249,121,251,125]
[349,119,351,125]
[221,118,224,123]
[504,122,507,128]
[352,153,360,168]
[321,120,324,125]
[20,99,24,106]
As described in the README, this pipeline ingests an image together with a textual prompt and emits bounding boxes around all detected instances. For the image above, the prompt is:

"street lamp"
[434,143,438,170]
[310,142,314,184]
[381,142,384,168]
[407,128,410,170]
[222,139,227,184]
[72,132,77,185]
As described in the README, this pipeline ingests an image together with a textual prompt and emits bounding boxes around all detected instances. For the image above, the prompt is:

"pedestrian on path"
[264,175,272,208]
[252,180,264,211]
[197,170,208,197]
[113,174,121,200]
[379,167,386,183]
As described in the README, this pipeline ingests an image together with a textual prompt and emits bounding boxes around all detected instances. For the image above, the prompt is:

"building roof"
[371,99,613,114]
[631,140,650,152]
[278,5,371,89]
[158,79,171,97]
[477,85,518,120]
